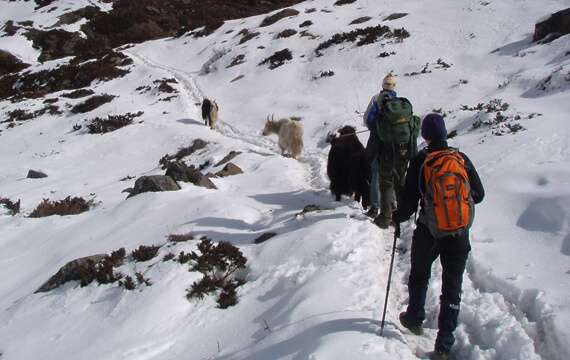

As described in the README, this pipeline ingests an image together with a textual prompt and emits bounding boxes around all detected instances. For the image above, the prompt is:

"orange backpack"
[420,149,474,238]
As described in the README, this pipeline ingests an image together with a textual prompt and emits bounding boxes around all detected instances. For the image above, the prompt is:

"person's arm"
[461,153,485,204]
[363,96,377,129]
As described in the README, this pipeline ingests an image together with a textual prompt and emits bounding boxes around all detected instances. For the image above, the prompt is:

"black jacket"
[396,140,485,222]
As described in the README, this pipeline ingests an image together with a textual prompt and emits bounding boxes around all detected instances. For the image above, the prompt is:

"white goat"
[262,115,304,160]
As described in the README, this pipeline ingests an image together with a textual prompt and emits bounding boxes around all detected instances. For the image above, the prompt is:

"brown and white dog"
[201,98,219,129]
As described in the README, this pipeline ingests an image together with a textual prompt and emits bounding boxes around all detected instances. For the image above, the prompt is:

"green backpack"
[375,96,420,156]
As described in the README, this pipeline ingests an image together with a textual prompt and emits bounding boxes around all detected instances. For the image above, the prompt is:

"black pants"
[404,223,471,353]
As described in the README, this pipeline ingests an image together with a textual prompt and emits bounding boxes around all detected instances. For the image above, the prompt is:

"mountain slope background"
[1,0,570,359]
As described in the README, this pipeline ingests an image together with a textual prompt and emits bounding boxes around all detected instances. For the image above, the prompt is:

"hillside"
[1,0,570,359]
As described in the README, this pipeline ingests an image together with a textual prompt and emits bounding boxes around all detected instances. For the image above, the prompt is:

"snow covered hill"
[1,0,570,359]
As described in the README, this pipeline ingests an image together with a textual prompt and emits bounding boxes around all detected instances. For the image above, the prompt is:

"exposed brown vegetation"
[227,54,246,68]
[185,239,247,308]
[25,28,105,62]
[316,25,410,56]
[0,197,20,215]
[131,245,161,263]
[51,6,101,28]
[384,13,408,21]
[77,0,303,52]
[162,253,176,262]
[2,20,19,36]
[0,50,130,101]
[277,29,298,38]
[334,0,357,5]
[2,105,62,128]
[71,94,116,114]
[259,8,300,27]
[61,89,95,99]
[259,49,293,69]
[154,78,178,93]
[167,232,194,243]
[29,196,92,218]
[0,50,30,76]
[350,17,372,25]
[238,29,260,44]
[86,111,143,134]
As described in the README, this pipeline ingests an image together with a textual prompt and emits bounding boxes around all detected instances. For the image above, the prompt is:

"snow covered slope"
[1,0,569,359]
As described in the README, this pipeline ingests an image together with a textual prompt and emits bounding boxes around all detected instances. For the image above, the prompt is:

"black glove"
[391,210,400,224]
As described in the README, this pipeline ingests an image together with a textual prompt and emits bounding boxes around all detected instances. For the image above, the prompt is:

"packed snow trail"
[127,50,331,191]
[123,51,552,359]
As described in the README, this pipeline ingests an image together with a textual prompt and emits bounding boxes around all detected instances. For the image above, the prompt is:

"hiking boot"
[399,312,423,335]
[366,207,379,218]
[374,214,391,229]
[428,350,449,360]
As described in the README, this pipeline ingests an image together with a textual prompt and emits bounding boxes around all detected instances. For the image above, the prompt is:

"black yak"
[327,126,371,208]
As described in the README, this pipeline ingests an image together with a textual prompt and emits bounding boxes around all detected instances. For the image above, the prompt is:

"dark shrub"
[189,239,247,276]
[120,276,136,290]
[61,89,95,99]
[0,197,20,215]
[163,253,176,261]
[135,272,152,286]
[259,8,300,27]
[277,29,297,38]
[334,0,357,5]
[299,20,313,28]
[238,29,260,44]
[349,17,371,25]
[108,248,126,267]
[71,94,116,114]
[0,50,130,101]
[77,257,123,287]
[24,28,105,62]
[0,50,30,76]
[131,245,160,262]
[316,25,410,56]
[227,54,246,68]
[185,239,247,308]
[383,13,408,21]
[86,111,143,134]
[187,275,223,300]
[259,49,293,69]
[29,196,91,218]
[178,251,192,264]
[167,232,194,243]
[154,78,178,93]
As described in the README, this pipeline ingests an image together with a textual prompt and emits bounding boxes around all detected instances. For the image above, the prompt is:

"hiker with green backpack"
[363,73,420,227]
[392,114,485,360]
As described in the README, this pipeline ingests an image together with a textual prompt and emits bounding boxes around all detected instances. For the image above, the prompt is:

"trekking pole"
[380,221,400,336]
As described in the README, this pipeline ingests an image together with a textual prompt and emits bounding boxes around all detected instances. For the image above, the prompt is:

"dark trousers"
[404,223,471,353]
[378,149,408,218]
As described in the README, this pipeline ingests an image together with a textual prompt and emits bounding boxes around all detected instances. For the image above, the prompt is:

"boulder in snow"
[27,169,48,179]
[534,8,570,43]
[125,175,181,198]
[35,254,107,293]
[165,162,217,189]
[215,163,243,177]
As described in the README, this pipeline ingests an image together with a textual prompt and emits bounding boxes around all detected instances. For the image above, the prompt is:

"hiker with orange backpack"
[392,114,485,360]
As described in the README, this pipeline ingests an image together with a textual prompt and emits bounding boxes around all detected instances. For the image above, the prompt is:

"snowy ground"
[1,0,570,359]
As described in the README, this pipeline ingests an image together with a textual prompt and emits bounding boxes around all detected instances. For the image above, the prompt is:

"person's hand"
[391,210,400,224]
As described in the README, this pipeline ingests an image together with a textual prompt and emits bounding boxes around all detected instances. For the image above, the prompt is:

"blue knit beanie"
[421,113,447,141]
